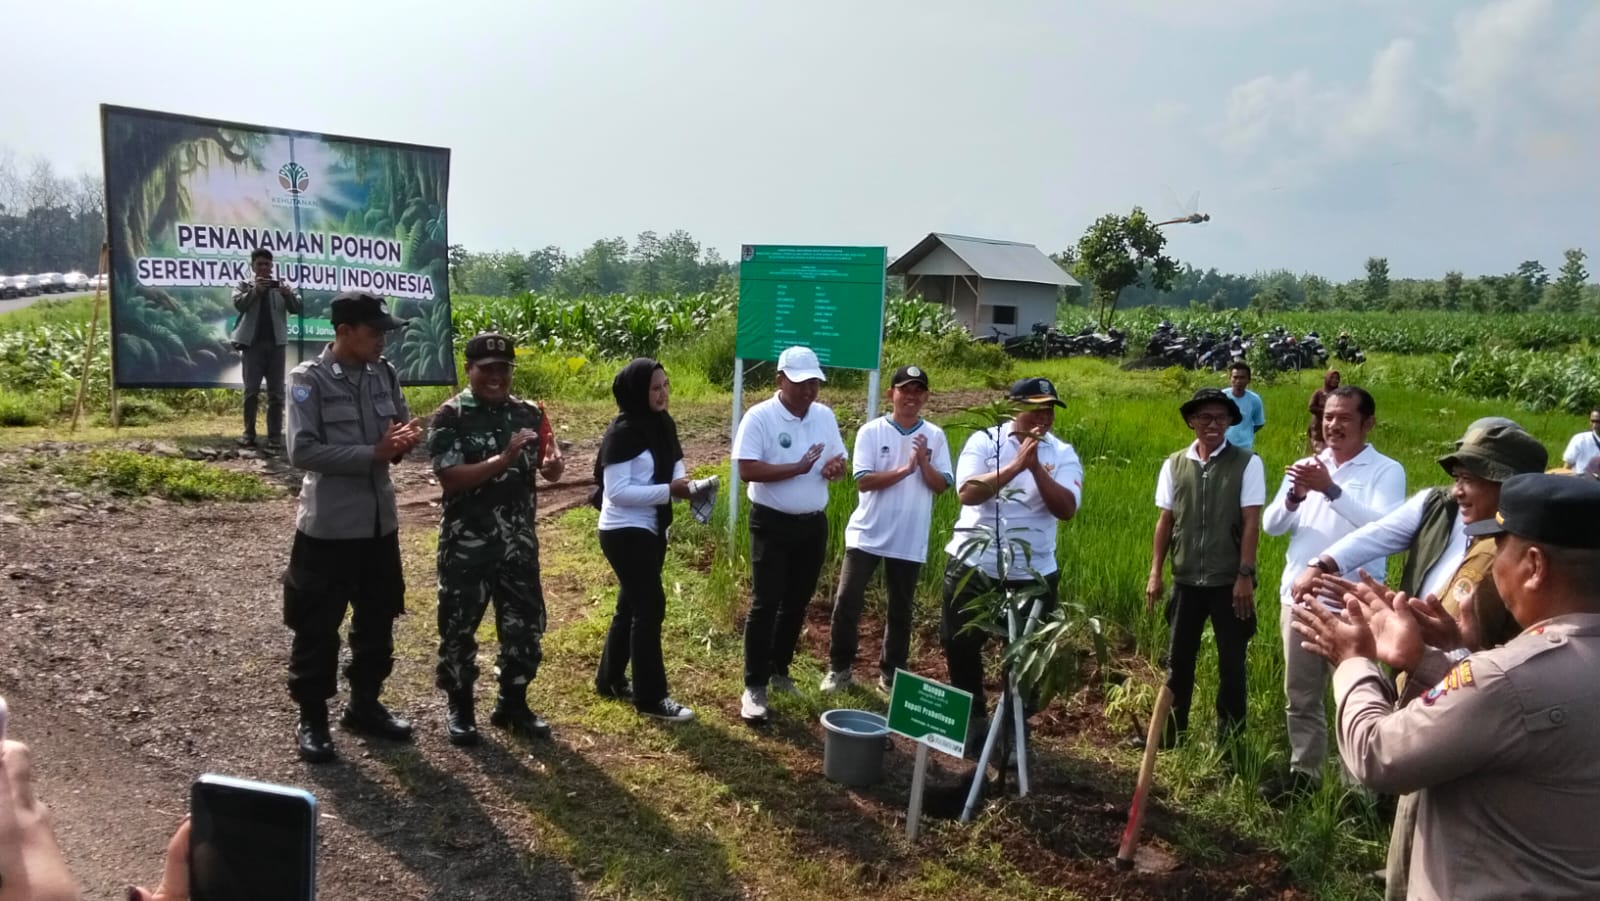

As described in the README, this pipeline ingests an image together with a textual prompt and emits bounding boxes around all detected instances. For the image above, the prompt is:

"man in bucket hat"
[1146,387,1266,753]
[1290,473,1600,901]
[1292,419,1548,899]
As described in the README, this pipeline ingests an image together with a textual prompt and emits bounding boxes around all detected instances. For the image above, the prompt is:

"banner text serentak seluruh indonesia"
[133,223,437,300]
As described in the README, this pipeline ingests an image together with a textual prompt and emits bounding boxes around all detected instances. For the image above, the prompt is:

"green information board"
[735,244,887,370]
[886,670,973,758]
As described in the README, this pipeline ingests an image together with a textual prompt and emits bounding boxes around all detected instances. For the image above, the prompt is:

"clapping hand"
[820,453,848,481]
[376,418,422,462]
[1290,456,1334,494]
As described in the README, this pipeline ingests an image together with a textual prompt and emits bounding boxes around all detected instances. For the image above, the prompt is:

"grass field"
[2,296,1590,899]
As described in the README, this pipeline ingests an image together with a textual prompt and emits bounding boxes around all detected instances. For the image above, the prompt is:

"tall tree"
[1547,249,1588,312]
[1074,207,1178,329]
[1363,257,1390,310]
[1441,270,1464,311]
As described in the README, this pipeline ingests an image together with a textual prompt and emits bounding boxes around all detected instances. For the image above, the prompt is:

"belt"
[751,503,826,521]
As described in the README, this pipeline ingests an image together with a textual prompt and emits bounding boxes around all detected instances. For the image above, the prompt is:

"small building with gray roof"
[887,232,1078,338]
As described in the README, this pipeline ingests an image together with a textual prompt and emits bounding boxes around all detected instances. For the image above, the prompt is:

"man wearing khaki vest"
[1292,473,1600,901]
[1147,387,1266,751]
[1293,421,1548,898]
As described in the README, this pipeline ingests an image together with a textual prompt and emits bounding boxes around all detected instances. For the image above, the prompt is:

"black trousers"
[827,548,922,678]
[743,503,828,689]
[240,340,286,440]
[939,557,1059,716]
[596,527,670,708]
[1163,582,1256,744]
[282,529,404,707]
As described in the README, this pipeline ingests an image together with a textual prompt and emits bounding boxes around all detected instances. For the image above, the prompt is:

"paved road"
[0,289,98,317]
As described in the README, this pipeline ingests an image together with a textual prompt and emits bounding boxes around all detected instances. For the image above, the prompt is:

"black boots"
[296,703,336,764]
[490,686,551,740]
[340,691,414,741]
[445,689,480,746]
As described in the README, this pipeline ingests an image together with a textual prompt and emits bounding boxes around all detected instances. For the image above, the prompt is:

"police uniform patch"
[1423,660,1476,706]
[292,385,311,403]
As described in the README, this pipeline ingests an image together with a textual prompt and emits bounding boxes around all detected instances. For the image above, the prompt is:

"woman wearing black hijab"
[593,358,694,721]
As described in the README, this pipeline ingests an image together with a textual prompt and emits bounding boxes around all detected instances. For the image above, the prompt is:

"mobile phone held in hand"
[191,774,318,901]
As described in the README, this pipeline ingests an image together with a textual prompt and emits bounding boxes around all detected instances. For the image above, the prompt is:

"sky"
[4,0,1598,281]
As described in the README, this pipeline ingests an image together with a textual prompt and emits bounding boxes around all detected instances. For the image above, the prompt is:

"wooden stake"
[70,242,110,433]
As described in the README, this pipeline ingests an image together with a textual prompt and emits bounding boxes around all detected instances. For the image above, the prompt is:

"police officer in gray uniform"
[284,291,422,763]
[1293,473,1600,901]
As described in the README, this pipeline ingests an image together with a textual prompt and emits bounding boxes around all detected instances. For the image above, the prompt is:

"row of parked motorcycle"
[974,323,1129,359]
[1143,321,1367,371]
[971,320,1369,370]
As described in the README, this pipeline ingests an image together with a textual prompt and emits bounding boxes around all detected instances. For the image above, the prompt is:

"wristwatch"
[1324,483,1343,500]
[1238,564,1257,579]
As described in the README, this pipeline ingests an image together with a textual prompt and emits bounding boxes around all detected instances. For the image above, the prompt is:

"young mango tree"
[1074,208,1179,331]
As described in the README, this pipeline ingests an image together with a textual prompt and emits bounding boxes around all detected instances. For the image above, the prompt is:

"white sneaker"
[639,697,695,723]
[819,670,853,693]
[769,674,798,695]
[876,673,894,694]
[740,687,769,722]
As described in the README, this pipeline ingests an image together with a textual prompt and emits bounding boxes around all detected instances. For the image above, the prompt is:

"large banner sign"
[101,105,454,387]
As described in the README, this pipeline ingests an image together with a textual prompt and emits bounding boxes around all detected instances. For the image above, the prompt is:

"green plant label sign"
[735,245,887,370]
[101,105,455,388]
[886,669,973,757]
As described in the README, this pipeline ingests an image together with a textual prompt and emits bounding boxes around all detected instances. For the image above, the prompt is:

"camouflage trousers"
[435,549,547,693]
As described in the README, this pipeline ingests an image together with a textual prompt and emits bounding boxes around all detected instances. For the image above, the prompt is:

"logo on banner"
[278,162,310,195]
[742,245,755,262]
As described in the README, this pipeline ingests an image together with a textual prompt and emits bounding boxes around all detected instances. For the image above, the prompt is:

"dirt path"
[0,451,594,900]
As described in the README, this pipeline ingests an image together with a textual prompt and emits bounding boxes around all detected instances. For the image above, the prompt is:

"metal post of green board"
[727,358,744,541]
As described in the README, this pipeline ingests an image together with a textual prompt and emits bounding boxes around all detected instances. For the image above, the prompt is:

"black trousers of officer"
[283,529,404,706]
[744,503,829,689]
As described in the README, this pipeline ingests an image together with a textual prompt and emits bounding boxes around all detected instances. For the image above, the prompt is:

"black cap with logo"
[1008,377,1065,408]
[1464,472,1600,548]
[329,291,408,331]
[891,364,930,389]
[464,332,516,366]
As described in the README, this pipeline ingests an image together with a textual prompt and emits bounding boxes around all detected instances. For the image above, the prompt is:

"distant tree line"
[448,230,734,297]
[1055,248,1597,316]
[0,150,105,275]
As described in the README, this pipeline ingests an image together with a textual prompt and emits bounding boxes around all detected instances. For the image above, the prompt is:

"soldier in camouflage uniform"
[428,333,564,744]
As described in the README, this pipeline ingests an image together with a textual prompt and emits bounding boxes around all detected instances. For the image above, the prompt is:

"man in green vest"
[1146,387,1266,749]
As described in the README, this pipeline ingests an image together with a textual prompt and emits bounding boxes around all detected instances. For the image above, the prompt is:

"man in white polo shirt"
[941,377,1083,743]
[1561,406,1600,476]
[731,345,849,723]
[1259,385,1406,801]
[820,364,953,694]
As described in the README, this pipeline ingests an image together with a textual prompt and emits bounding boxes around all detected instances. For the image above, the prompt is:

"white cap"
[776,346,826,383]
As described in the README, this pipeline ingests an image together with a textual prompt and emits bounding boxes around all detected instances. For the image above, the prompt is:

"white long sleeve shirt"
[1320,488,1466,604]
[1262,444,1407,606]
[598,449,687,534]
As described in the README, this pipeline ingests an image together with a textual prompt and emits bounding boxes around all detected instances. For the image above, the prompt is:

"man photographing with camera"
[230,248,302,451]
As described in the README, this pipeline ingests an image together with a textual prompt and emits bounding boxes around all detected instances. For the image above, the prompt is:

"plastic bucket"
[820,709,889,787]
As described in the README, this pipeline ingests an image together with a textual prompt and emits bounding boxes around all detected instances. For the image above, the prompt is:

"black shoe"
[263,436,284,452]
[490,690,552,740]
[236,434,257,448]
[340,696,414,741]
[296,705,336,764]
[1258,770,1319,806]
[445,690,480,747]
[595,679,633,702]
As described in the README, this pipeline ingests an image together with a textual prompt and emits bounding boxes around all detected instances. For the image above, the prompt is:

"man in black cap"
[283,291,421,762]
[1291,473,1600,901]
[1146,387,1266,750]
[820,364,953,694]
[426,332,564,745]
[941,376,1083,745]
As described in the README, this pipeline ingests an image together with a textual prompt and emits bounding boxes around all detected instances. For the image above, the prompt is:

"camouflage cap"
[1438,424,1548,483]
